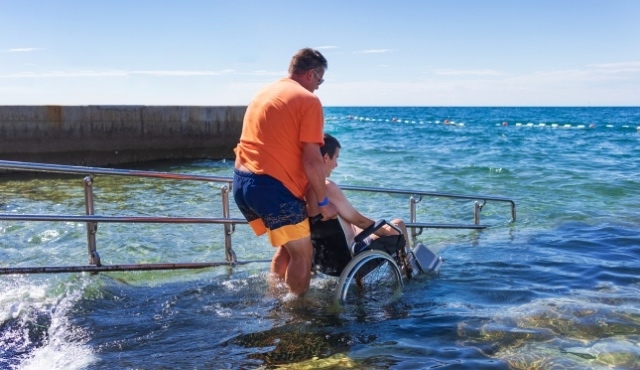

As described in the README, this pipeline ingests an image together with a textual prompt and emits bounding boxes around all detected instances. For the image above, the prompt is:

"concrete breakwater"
[0,105,246,167]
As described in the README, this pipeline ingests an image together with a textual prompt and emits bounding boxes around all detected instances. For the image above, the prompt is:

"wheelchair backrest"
[310,218,352,277]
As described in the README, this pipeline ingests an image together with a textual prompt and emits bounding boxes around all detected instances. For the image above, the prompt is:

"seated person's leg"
[389,218,411,247]
[359,218,410,247]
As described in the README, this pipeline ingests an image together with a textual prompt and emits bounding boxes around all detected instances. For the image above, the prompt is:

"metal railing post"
[410,195,423,242]
[474,201,480,225]
[83,176,101,266]
[221,184,237,263]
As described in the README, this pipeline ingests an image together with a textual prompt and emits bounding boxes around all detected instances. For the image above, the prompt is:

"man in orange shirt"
[233,48,337,295]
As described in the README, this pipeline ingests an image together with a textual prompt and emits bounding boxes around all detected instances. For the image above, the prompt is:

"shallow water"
[1,107,640,369]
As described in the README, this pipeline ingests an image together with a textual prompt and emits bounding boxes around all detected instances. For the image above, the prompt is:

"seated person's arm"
[326,181,373,230]
[327,182,405,239]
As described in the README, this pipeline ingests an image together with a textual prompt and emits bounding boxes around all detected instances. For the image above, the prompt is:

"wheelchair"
[310,217,443,306]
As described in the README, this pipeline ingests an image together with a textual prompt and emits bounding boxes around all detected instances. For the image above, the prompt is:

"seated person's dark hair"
[321,133,341,158]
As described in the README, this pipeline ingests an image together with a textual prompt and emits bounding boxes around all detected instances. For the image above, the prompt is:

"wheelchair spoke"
[336,250,403,306]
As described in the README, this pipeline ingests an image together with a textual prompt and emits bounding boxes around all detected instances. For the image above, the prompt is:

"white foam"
[18,341,95,370]
[0,277,97,370]
[1,279,48,323]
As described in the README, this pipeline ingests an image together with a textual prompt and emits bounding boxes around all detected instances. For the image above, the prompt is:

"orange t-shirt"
[234,78,324,198]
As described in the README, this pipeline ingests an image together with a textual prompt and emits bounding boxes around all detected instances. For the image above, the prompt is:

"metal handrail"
[340,184,516,239]
[0,160,516,275]
[0,214,247,224]
[0,160,231,182]
[0,159,243,274]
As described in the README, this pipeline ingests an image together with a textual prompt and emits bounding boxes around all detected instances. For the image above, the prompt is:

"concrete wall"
[0,105,246,166]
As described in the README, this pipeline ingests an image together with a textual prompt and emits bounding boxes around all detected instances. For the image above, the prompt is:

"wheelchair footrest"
[409,243,443,274]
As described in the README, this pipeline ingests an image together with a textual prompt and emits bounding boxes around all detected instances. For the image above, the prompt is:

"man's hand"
[319,202,337,220]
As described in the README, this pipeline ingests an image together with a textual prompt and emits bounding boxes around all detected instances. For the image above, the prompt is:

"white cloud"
[2,60,638,106]
[0,48,42,53]
[131,69,235,76]
[248,70,283,76]
[587,61,640,73]
[0,70,128,78]
[354,49,392,54]
[317,60,640,106]
[435,69,502,76]
[0,69,280,78]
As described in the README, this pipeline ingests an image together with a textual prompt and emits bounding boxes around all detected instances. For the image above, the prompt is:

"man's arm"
[302,142,337,219]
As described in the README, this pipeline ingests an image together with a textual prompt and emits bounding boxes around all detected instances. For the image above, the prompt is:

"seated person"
[306,133,411,251]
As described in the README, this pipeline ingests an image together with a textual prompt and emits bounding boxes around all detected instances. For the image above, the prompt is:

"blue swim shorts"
[233,169,309,246]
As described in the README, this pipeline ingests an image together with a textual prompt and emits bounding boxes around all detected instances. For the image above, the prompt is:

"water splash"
[0,275,96,370]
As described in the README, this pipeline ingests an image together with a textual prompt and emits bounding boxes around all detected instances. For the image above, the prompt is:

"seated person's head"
[321,133,341,176]
[321,133,341,158]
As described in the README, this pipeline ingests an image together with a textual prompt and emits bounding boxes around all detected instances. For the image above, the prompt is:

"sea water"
[1,107,639,369]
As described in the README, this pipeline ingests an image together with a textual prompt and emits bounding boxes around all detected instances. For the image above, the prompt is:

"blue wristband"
[317,196,329,207]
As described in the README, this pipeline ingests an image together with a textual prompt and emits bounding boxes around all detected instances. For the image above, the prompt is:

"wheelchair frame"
[311,217,420,306]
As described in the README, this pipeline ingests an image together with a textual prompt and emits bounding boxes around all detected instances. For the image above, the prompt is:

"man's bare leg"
[271,246,290,279]
[281,236,313,295]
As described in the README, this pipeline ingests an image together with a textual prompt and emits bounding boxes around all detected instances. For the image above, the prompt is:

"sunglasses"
[312,70,324,85]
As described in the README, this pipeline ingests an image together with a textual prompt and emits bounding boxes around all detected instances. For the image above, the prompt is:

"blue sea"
[1,107,639,369]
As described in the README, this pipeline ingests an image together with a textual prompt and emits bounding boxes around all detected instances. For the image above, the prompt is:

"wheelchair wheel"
[335,250,404,306]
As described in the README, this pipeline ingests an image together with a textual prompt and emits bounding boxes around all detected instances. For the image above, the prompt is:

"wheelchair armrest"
[354,219,403,243]
[355,219,386,243]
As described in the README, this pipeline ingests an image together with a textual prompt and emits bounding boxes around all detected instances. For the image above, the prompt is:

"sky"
[1,1,639,107]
